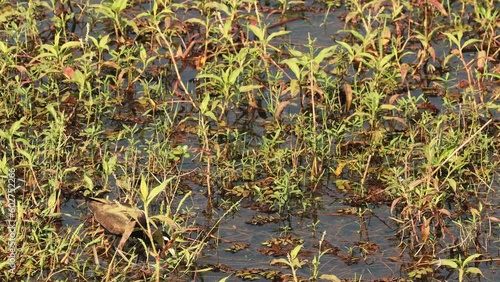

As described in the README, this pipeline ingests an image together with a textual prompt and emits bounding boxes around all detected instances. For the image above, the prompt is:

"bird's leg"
[117,221,136,250]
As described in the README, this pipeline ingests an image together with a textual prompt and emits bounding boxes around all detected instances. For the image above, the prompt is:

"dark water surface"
[55,1,500,281]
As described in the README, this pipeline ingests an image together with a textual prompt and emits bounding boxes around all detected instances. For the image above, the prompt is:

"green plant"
[433,254,483,282]
[310,231,341,281]
[271,244,306,282]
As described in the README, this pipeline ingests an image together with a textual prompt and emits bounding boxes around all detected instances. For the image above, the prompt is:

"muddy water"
[60,1,499,281]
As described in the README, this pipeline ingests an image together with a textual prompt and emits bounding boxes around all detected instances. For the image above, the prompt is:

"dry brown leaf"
[428,0,448,17]
[343,83,353,112]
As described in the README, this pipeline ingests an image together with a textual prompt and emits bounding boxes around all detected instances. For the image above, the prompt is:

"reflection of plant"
[433,254,483,282]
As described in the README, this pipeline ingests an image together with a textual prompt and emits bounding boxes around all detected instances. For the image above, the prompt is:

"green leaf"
[8,117,26,136]
[145,177,174,207]
[139,175,149,204]
[228,67,243,85]
[46,103,59,121]
[16,147,32,162]
[200,92,210,113]
[98,34,110,50]
[47,190,58,213]
[288,49,304,58]
[462,38,481,49]
[175,191,192,213]
[204,110,217,121]
[217,275,233,282]
[0,155,7,175]
[71,70,86,87]
[463,253,481,265]
[336,41,354,55]
[83,175,93,190]
[60,41,82,52]
[271,258,289,265]
[339,29,365,41]
[248,25,265,41]
[290,244,302,259]
[378,53,395,69]
[380,104,397,110]
[465,267,482,275]
[197,73,223,83]
[313,46,337,64]
[447,178,457,193]
[267,30,291,41]
[204,2,230,16]
[185,18,207,27]
[125,18,139,34]
[111,0,128,12]
[92,4,114,18]
[319,274,341,282]
[282,58,301,79]
[442,32,460,47]
[102,155,116,175]
[0,40,9,53]
[435,259,458,269]
[62,167,78,176]
[239,85,262,92]
[139,45,147,63]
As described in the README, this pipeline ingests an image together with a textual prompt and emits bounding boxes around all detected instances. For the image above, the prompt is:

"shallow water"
[50,1,500,281]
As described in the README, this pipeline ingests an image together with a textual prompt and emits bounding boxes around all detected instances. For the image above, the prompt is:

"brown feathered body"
[87,197,150,249]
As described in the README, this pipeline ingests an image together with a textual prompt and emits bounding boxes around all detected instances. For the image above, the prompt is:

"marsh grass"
[0,0,499,281]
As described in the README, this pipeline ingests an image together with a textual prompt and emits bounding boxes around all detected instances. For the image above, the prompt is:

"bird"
[86,197,170,251]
